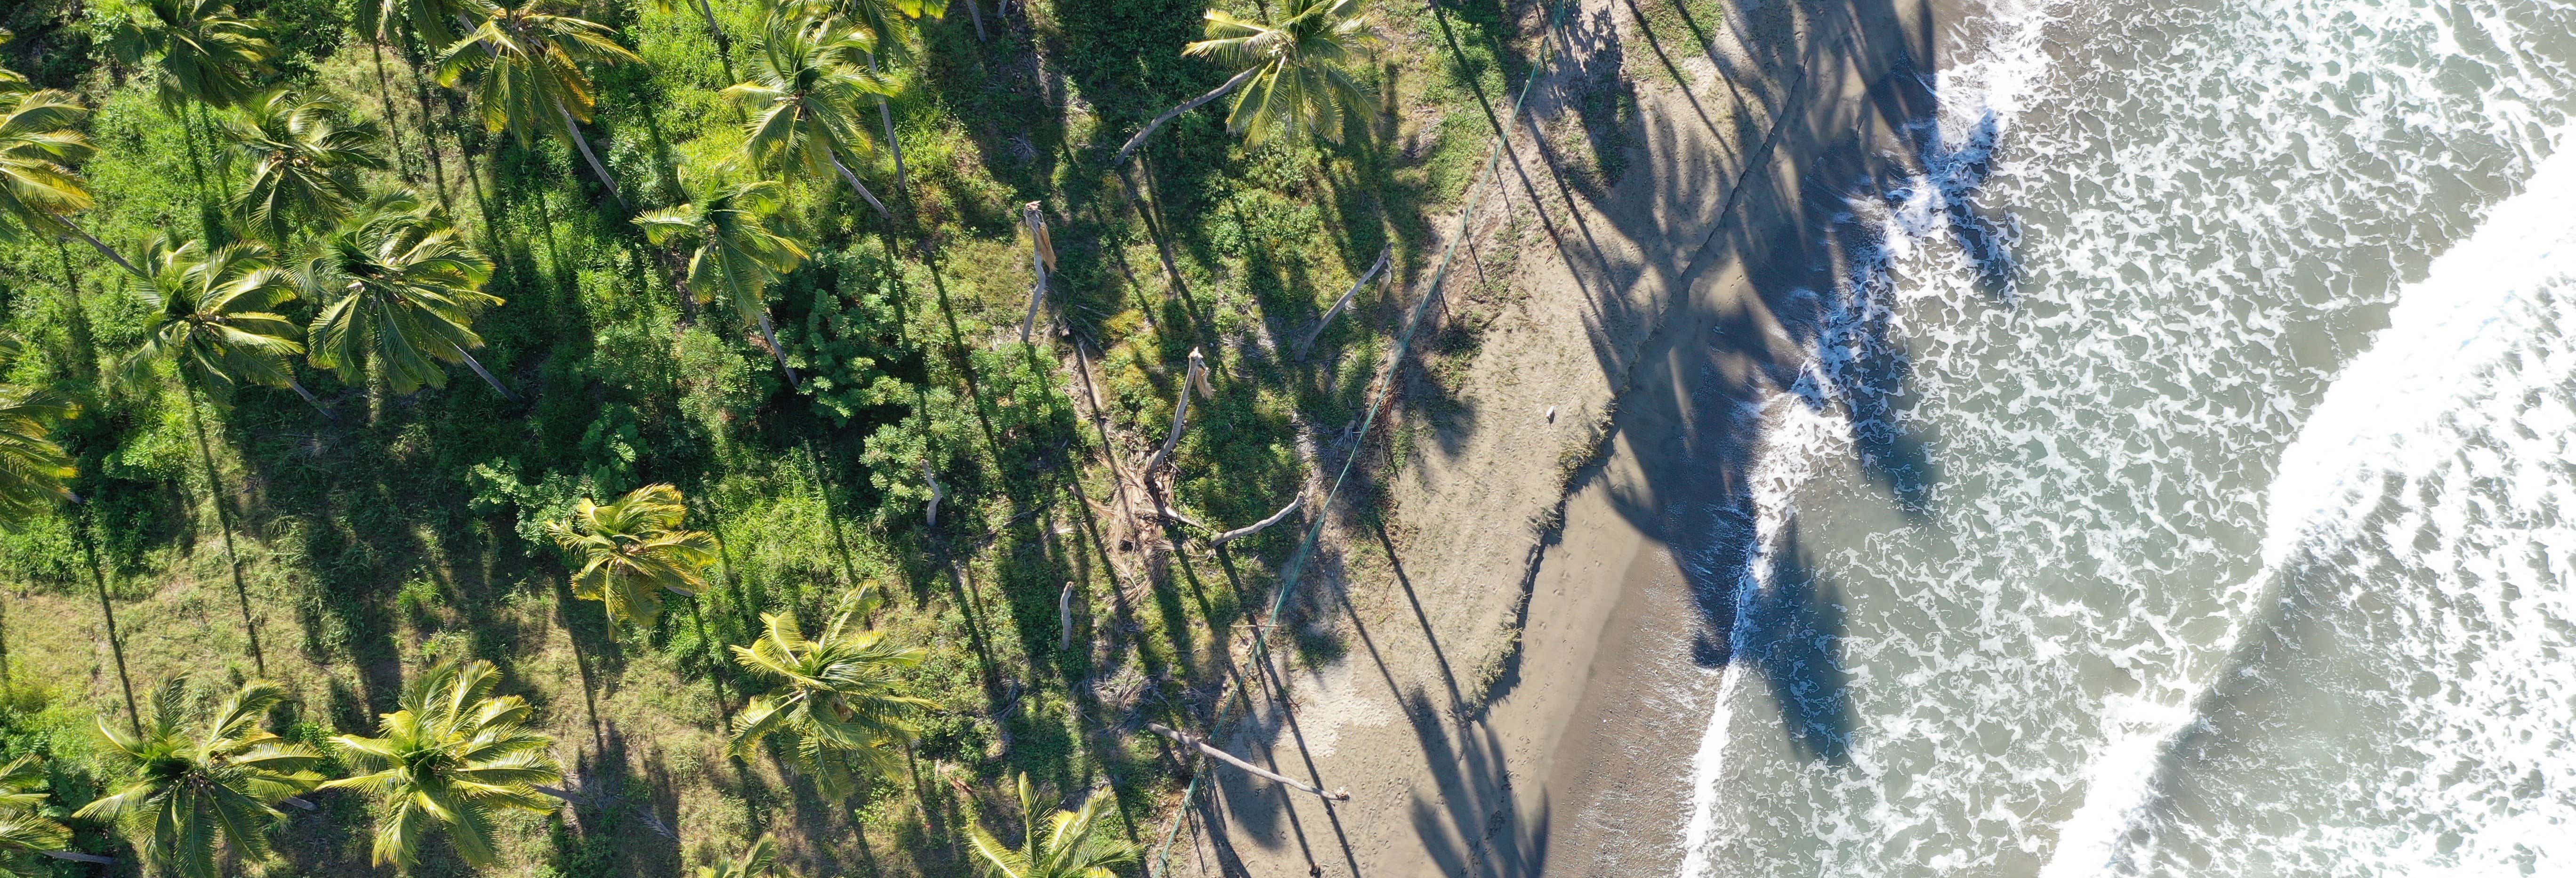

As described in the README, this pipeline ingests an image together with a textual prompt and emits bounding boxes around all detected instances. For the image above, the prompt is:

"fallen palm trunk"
[1212,496,1302,546]
[1295,246,1390,360]
[1146,722,1349,801]
[42,852,115,865]
[1144,347,1211,473]
[1059,580,1078,652]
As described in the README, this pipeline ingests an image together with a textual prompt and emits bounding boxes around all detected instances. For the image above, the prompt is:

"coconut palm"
[728,586,932,800]
[101,0,277,112]
[697,834,787,878]
[435,0,644,209]
[634,180,810,383]
[74,679,325,878]
[0,335,75,527]
[801,0,945,198]
[0,754,71,876]
[226,91,389,243]
[1111,0,1381,167]
[321,658,563,870]
[100,0,278,217]
[964,773,1137,878]
[356,0,484,58]
[120,235,322,673]
[294,190,515,399]
[0,80,137,274]
[546,483,718,628]
[724,14,895,220]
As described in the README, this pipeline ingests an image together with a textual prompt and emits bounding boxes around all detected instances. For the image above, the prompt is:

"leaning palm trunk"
[181,382,268,674]
[1111,65,1261,168]
[1019,202,1055,342]
[868,53,909,199]
[827,150,894,220]
[756,311,798,387]
[1146,722,1348,800]
[65,226,140,276]
[453,344,518,401]
[1296,245,1388,360]
[367,41,418,185]
[1212,495,1302,546]
[557,103,628,212]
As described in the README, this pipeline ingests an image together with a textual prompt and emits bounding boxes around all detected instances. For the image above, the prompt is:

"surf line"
[2036,124,2576,877]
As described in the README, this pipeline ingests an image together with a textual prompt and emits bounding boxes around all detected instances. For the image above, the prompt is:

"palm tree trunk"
[962,0,984,40]
[757,311,799,387]
[406,40,459,215]
[689,0,737,81]
[285,378,336,418]
[78,513,143,735]
[556,103,629,212]
[368,40,421,185]
[182,381,267,675]
[65,224,140,276]
[867,53,910,199]
[827,150,894,221]
[451,345,519,402]
[51,242,98,381]
[1112,65,1262,168]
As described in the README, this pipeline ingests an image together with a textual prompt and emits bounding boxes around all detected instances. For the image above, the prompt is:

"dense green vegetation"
[0,0,1546,870]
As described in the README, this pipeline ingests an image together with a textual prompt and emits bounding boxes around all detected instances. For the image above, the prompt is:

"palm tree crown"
[1187,0,1379,148]
[226,91,389,242]
[729,586,932,800]
[546,483,718,627]
[0,83,94,244]
[635,179,810,380]
[1111,0,1380,165]
[293,191,512,397]
[0,754,71,876]
[435,0,641,205]
[723,14,894,218]
[101,0,279,112]
[322,658,563,869]
[73,679,326,878]
[965,773,1138,878]
[121,235,308,403]
[697,834,787,878]
[0,335,76,525]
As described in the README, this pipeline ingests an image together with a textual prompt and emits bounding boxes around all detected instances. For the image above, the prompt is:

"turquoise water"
[1674,0,2576,872]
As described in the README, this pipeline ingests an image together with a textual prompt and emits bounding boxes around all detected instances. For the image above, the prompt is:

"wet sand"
[1167,0,1944,874]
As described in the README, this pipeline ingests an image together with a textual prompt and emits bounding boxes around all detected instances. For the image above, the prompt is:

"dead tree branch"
[1211,496,1303,546]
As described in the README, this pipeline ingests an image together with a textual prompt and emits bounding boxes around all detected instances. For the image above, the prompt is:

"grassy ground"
[0,0,1552,874]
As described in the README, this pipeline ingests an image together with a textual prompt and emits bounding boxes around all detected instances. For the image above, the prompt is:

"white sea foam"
[1668,0,2576,870]
[2040,127,2576,878]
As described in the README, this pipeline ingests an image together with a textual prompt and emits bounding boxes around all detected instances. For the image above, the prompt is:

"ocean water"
[1671,0,2576,873]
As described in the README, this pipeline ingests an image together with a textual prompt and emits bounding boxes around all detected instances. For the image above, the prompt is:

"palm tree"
[728,586,931,801]
[724,14,895,220]
[121,235,322,673]
[635,180,810,383]
[74,679,326,878]
[0,754,72,876]
[434,0,644,210]
[0,79,138,274]
[697,834,786,878]
[546,483,718,628]
[802,0,945,199]
[226,91,389,243]
[100,0,278,215]
[0,336,75,527]
[294,190,516,400]
[964,773,1137,878]
[1111,0,1381,167]
[322,658,563,870]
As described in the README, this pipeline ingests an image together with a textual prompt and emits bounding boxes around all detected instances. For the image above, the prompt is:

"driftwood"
[1296,246,1391,361]
[1144,348,1212,473]
[1212,497,1303,546]
[1146,723,1349,801]
[1020,202,1056,343]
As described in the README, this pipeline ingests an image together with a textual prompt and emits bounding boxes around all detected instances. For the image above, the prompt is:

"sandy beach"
[1162,0,1943,873]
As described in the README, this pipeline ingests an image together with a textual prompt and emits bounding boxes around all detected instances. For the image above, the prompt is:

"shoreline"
[1166,0,1943,873]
